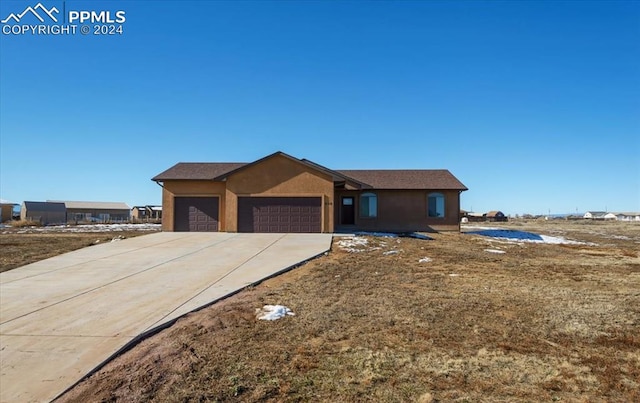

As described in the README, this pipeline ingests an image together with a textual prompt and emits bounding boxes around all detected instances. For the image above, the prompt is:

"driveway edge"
[52,245,331,402]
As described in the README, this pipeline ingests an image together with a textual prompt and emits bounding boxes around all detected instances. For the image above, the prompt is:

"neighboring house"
[149,205,162,219]
[131,206,148,220]
[603,212,617,220]
[460,210,484,223]
[583,211,607,220]
[50,201,131,222]
[485,211,507,222]
[0,199,17,223]
[21,201,66,224]
[615,212,640,221]
[152,151,468,233]
[132,205,162,221]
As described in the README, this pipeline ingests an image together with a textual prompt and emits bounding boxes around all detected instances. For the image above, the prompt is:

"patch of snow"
[418,257,432,263]
[465,227,594,245]
[484,249,506,254]
[256,305,295,321]
[354,231,398,237]
[383,250,400,255]
[10,223,161,234]
[449,273,460,277]
[336,236,369,252]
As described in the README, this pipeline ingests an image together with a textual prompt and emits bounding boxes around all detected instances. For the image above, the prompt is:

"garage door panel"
[238,197,321,233]
[174,197,219,232]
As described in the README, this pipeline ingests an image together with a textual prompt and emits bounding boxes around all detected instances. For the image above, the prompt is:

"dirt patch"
[55,222,640,402]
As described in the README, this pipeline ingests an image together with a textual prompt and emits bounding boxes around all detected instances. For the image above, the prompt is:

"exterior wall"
[161,180,227,231]
[1,205,13,222]
[335,189,461,232]
[66,209,130,222]
[131,207,145,219]
[224,155,335,232]
[21,205,66,225]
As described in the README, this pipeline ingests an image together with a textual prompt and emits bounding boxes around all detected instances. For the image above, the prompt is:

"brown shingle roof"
[152,162,246,181]
[152,158,468,191]
[336,170,468,190]
[485,211,504,217]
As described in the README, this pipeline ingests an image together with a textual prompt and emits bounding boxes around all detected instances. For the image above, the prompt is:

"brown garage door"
[174,197,219,232]
[238,197,321,233]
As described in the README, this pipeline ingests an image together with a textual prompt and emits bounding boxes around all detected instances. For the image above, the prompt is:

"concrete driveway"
[0,232,331,403]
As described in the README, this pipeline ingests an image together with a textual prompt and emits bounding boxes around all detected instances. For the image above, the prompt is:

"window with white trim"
[360,192,377,218]
[428,193,445,218]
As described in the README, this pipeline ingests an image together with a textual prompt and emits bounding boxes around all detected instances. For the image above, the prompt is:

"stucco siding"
[162,180,226,231]
[224,155,334,232]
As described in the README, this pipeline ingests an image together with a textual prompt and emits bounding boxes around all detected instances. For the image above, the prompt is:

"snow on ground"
[354,231,398,237]
[256,305,295,321]
[484,249,506,254]
[6,223,161,234]
[418,257,432,263]
[337,232,430,253]
[463,226,593,245]
[336,236,369,252]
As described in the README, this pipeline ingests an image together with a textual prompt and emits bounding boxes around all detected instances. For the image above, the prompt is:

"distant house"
[460,211,485,223]
[21,201,66,224]
[131,206,148,220]
[132,205,162,221]
[51,201,131,223]
[615,212,640,221]
[0,199,17,223]
[583,211,607,220]
[485,211,507,222]
[603,213,617,220]
[148,205,162,219]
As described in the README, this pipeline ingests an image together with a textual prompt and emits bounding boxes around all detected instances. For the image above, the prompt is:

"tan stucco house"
[152,151,468,233]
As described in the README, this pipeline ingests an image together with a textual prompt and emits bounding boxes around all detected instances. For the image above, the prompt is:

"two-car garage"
[238,197,321,233]
[174,196,322,233]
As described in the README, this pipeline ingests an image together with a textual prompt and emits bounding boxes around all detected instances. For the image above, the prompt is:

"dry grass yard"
[20,221,640,402]
[0,225,159,272]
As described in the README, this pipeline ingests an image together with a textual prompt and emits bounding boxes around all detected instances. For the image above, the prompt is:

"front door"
[341,196,355,225]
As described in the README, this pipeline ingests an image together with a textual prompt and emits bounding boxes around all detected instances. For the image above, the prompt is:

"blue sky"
[1,0,638,215]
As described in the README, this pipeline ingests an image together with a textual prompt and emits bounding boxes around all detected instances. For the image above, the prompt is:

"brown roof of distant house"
[152,162,246,181]
[485,211,504,217]
[336,170,468,190]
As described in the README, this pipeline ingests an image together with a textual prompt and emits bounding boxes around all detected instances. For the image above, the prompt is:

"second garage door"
[174,197,219,232]
[238,197,322,233]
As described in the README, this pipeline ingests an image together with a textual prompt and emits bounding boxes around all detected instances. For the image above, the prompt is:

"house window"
[360,192,377,218]
[428,193,445,218]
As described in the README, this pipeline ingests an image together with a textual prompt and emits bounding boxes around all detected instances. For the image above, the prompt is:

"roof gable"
[213,152,363,188]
